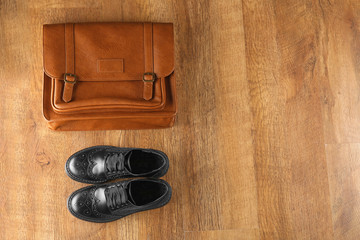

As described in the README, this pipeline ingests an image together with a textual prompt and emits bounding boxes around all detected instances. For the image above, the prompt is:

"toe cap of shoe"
[68,189,93,217]
[66,156,91,180]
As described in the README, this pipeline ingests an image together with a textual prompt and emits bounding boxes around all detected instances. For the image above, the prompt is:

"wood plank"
[171,0,258,232]
[208,0,258,231]
[320,1,360,239]
[184,229,259,240]
[171,0,229,232]
[242,0,334,238]
[320,0,360,144]
[326,144,360,240]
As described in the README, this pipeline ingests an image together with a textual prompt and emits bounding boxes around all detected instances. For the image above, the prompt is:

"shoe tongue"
[126,182,137,205]
[124,151,133,172]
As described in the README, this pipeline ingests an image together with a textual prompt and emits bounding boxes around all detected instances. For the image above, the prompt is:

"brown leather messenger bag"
[43,22,177,131]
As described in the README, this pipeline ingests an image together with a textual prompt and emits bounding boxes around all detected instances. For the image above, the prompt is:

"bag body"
[43,22,177,131]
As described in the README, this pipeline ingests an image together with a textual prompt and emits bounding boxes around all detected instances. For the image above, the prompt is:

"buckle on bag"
[143,72,156,82]
[64,73,78,84]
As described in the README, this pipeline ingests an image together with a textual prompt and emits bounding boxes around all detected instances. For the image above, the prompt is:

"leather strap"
[143,23,154,100]
[63,23,76,103]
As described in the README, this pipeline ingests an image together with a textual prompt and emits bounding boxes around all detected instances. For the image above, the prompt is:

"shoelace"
[105,153,125,174]
[105,184,128,210]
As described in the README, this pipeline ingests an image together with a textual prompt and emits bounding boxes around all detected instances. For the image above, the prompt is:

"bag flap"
[43,22,174,81]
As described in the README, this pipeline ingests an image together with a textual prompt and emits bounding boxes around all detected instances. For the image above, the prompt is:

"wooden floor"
[0,0,360,239]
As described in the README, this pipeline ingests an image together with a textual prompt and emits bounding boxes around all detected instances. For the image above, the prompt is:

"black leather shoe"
[65,146,169,184]
[67,178,172,223]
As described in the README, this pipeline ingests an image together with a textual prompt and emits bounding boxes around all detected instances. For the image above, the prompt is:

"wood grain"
[0,0,360,239]
[184,229,260,240]
[320,1,360,240]
[242,0,334,238]
[326,144,360,240]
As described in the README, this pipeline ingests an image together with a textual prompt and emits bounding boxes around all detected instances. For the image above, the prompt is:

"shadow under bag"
[43,22,177,131]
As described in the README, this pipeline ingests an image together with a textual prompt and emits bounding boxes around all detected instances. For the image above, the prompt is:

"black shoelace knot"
[105,152,125,174]
[105,184,128,210]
